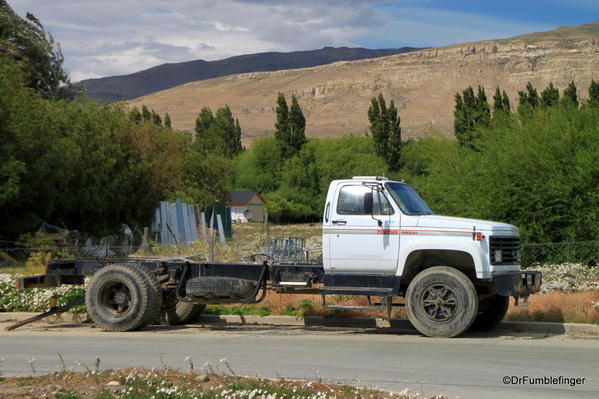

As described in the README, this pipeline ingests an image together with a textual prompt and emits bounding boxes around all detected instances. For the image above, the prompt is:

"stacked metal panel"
[152,200,199,245]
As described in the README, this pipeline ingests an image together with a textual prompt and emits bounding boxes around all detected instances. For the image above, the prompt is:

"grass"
[506,291,599,324]
[0,368,424,399]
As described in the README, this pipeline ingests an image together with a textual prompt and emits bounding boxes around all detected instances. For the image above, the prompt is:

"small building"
[227,191,266,222]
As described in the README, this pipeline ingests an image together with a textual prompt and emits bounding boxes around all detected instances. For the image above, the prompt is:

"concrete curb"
[2,312,598,335]
[198,314,599,335]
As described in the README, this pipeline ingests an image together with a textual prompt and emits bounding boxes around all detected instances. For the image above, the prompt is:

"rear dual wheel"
[86,264,162,332]
[161,301,206,325]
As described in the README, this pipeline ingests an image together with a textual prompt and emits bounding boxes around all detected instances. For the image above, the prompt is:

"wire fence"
[520,241,599,267]
[1,240,597,271]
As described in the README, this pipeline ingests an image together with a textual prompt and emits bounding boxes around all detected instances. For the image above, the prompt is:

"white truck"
[14,177,541,337]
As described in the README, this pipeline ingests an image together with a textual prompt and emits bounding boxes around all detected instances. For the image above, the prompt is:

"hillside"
[82,47,420,101]
[129,20,599,143]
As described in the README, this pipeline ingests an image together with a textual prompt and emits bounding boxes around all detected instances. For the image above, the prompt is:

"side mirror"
[363,192,373,214]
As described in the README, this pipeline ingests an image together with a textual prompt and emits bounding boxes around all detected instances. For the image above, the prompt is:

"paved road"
[0,322,598,399]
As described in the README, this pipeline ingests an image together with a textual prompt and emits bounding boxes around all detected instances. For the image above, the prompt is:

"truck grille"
[490,236,520,265]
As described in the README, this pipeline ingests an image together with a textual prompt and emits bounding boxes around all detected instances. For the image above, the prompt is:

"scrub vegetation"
[0,367,427,399]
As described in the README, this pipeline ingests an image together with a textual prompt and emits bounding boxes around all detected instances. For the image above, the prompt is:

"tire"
[406,266,478,338]
[162,301,206,325]
[470,294,509,332]
[131,264,163,327]
[85,264,160,332]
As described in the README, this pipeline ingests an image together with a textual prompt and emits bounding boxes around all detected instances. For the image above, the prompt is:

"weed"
[26,358,36,375]
[55,391,84,399]
[184,355,194,373]
[57,353,67,373]
[219,358,236,376]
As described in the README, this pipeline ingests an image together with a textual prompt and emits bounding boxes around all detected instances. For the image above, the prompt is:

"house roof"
[228,191,265,205]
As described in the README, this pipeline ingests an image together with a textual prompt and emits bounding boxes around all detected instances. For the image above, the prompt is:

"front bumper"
[493,270,541,297]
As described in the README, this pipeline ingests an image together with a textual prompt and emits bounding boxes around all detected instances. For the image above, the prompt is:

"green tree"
[540,82,560,108]
[492,87,511,117]
[368,93,390,159]
[502,90,511,112]
[0,1,77,99]
[215,105,242,157]
[235,136,282,193]
[411,105,599,243]
[234,118,243,153]
[368,93,401,170]
[128,107,142,124]
[492,87,504,113]
[562,81,578,107]
[193,105,242,157]
[274,92,291,157]
[194,107,220,152]
[288,95,307,155]
[453,86,490,148]
[589,80,599,108]
[164,113,172,128]
[0,54,235,240]
[518,82,539,115]
[386,100,402,172]
[476,86,491,127]
[141,105,151,122]
[151,110,162,126]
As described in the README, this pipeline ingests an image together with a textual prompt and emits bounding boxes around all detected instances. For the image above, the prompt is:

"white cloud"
[10,0,390,81]
[9,0,554,81]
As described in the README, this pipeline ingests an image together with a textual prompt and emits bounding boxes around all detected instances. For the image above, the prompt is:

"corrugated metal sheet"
[152,200,199,245]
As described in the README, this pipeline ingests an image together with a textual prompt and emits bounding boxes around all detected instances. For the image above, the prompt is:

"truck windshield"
[385,182,434,215]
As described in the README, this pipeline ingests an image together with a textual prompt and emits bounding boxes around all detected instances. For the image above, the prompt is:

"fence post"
[207,228,216,263]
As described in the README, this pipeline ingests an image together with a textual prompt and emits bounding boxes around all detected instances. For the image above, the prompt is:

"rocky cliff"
[129,21,599,143]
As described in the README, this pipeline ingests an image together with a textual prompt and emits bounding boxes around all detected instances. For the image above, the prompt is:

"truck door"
[327,184,400,274]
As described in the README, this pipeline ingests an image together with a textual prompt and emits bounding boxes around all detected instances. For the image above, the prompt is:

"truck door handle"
[332,220,347,225]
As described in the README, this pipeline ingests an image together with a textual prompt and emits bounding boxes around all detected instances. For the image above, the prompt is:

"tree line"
[1,0,597,244]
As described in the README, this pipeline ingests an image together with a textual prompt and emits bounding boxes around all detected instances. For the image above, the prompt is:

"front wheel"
[406,266,478,338]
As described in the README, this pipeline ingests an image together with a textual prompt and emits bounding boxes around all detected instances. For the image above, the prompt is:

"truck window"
[336,185,394,215]
[385,182,433,215]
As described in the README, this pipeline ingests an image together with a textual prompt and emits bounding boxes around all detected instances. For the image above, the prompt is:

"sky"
[10,0,599,82]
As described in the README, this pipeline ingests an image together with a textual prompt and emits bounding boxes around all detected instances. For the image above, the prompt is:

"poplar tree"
[589,80,599,107]
[518,82,539,114]
[288,95,307,155]
[492,87,511,116]
[453,86,490,148]
[562,81,578,107]
[368,93,390,159]
[368,93,401,170]
[141,105,151,122]
[275,92,291,157]
[129,107,142,124]
[164,113,172,128]
[540,82,560,108]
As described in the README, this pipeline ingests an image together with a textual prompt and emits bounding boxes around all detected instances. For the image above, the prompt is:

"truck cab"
[321,176,540,336]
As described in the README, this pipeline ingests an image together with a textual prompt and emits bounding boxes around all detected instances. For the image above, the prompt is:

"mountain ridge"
[129,20,599,143]
[82,47,421,101]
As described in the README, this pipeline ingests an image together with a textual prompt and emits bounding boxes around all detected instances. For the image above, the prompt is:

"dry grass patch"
[506,291,599,324]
